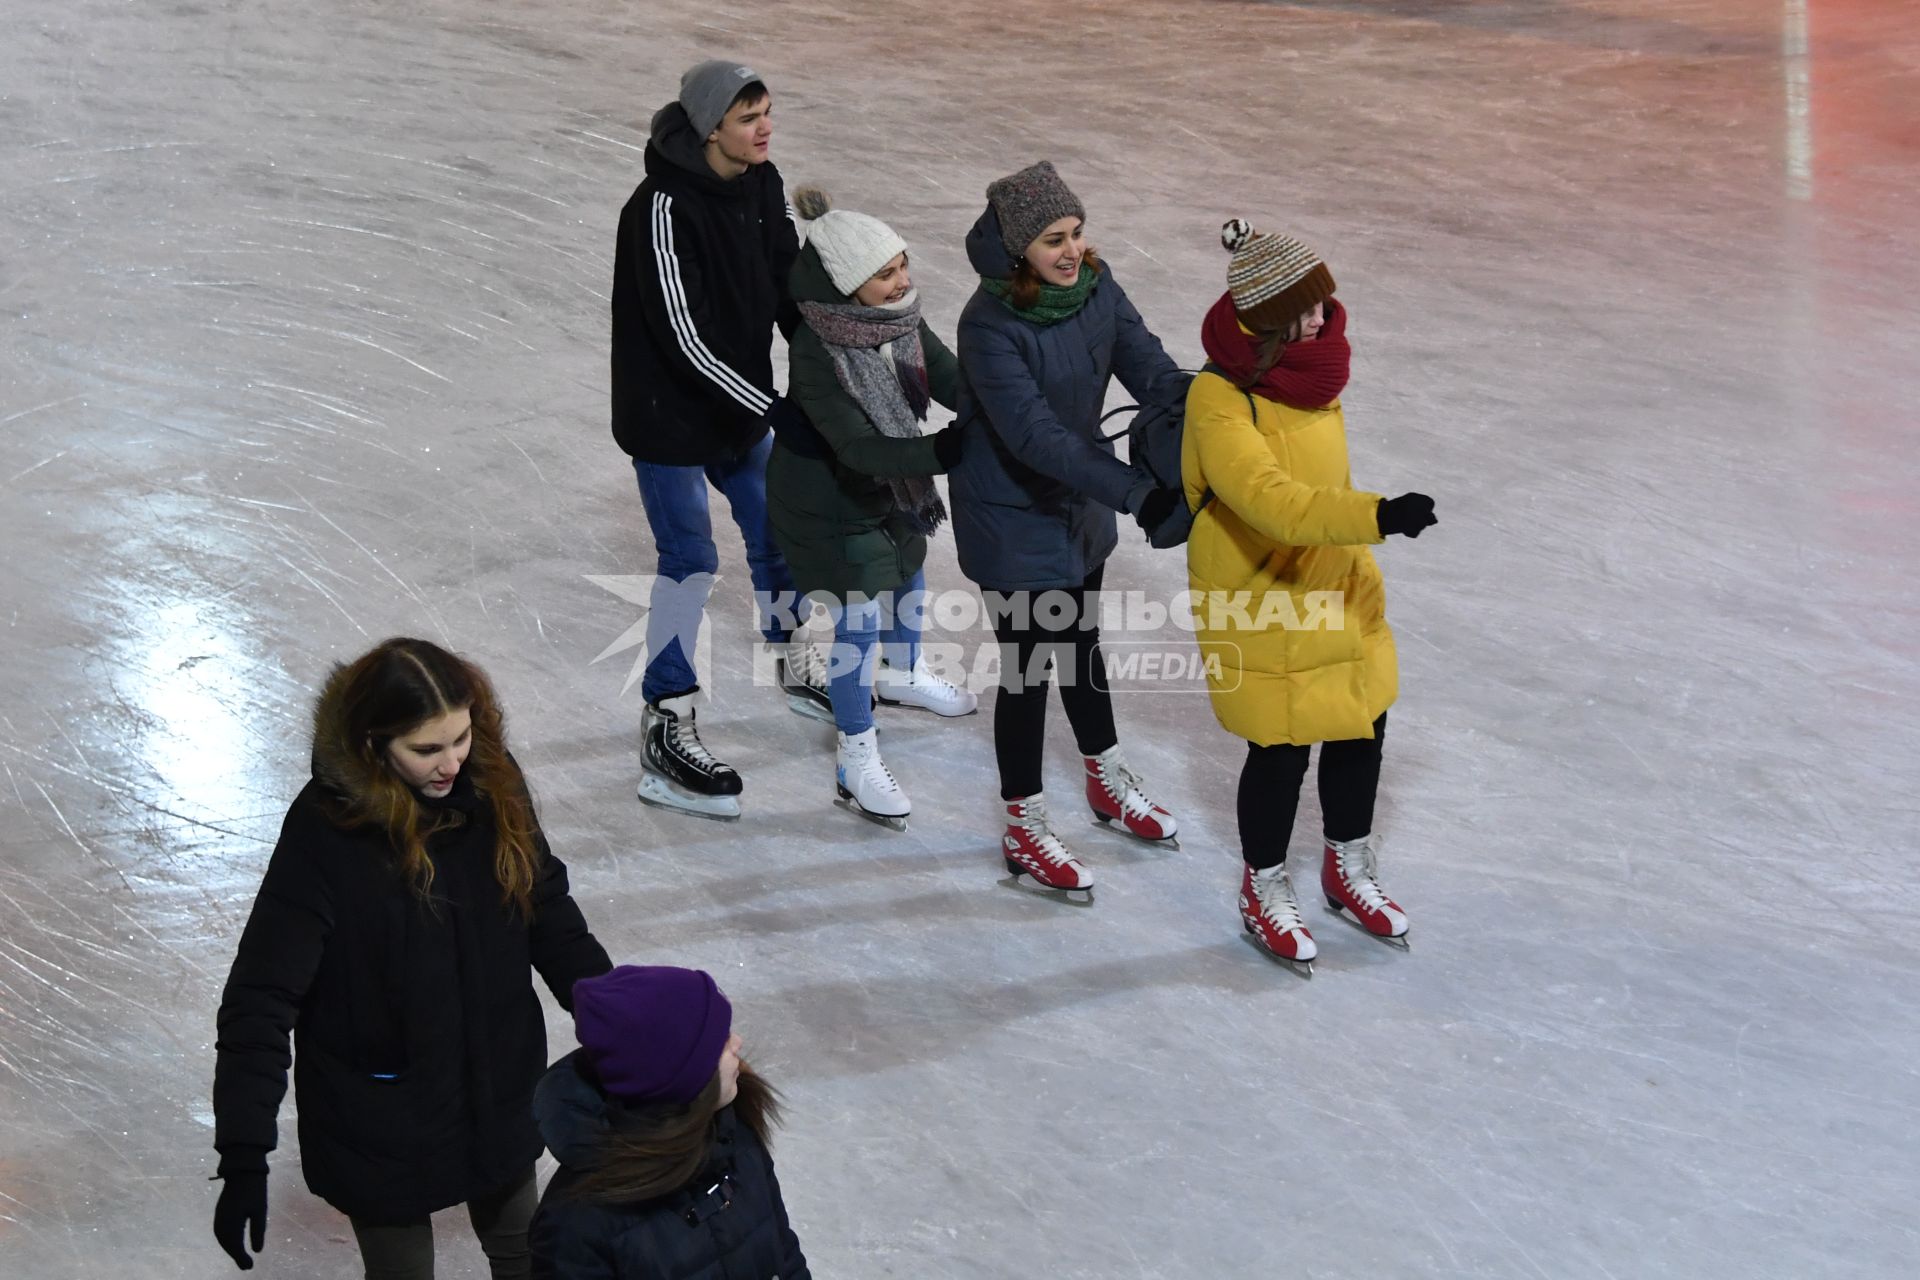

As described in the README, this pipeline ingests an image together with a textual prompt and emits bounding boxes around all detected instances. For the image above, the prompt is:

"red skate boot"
[1321,834,1409,948]
[1001,793,1094,904]
[1239,863,1317,977]
[1084,745,1178,846]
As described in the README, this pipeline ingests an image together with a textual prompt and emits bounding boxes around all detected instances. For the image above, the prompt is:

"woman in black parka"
[530,965,809,1279]
[211,637,612,1277]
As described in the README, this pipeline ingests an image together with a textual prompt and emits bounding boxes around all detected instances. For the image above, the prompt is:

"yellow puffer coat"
[1181,371,1397,747]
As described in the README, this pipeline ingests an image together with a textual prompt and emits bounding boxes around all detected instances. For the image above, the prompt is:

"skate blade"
[1240,931,1313,978]
[784,691,838,724]
[636,776,741,822]
[833,792,908,832]
[1000,872,1095,906]
[1324,901,1411,950]
[1091,811,1180,851]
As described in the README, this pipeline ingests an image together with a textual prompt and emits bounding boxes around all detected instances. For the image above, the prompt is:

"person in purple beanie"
[529,966,809,1278]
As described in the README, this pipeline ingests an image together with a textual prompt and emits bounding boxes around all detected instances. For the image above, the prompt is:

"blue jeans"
[633,433,798,704]
[826,569,927,736]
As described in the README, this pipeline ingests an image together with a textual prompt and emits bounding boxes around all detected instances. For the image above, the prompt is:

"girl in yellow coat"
[1182,220,1436,969]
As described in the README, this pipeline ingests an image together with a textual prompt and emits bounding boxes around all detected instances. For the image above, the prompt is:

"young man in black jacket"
[612,60,828,820]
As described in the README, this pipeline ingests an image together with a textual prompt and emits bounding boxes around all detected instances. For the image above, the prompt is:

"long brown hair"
[310,637,541,915]
[1006,246,1103,311]
[574,1063,783,1205]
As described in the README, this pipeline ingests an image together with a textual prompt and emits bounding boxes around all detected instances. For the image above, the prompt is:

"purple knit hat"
[572,965,733,1106]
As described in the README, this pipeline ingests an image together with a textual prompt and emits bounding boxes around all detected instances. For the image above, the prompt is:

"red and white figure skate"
[1321,834,1409,948]
[1084,745,1178,846]
[1239,863,1316,976]
[1000,793,1094,904]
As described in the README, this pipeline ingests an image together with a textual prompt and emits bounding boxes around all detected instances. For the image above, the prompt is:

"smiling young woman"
[946,160,1192,901]
[210,637,611,1278]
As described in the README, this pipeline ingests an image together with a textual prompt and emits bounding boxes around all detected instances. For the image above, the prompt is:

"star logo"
[584,572,718,696]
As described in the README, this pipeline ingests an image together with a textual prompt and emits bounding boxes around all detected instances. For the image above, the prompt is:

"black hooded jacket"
[530,1052,810,1279]
[211,733,611,1223]
[611,102,800,464]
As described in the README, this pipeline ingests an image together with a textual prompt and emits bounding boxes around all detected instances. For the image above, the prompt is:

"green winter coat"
[766,243,960,604]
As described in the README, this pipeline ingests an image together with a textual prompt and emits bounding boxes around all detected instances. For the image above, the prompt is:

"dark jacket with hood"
[611,101,801,465]
[765,240,960,603]
[211,696,611,1223]
[949,205,1189,591]
[530,1051,810,1280]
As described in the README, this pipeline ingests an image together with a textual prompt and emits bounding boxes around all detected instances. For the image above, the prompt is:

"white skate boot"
[835,728,911,832]
[873,656,978,717]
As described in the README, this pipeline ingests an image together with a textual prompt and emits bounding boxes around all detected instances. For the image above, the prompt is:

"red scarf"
[1199,290,1351,409]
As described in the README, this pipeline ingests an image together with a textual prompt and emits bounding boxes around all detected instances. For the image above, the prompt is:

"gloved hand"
[931,425,964,471]
[213,1170,268,1270]
[765,396,829,459]
[1376,492,1437,538]
[1133,486,1185,539]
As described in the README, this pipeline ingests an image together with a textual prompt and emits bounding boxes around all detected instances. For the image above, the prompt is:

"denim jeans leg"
[829,596,880,736]
[879,567,927,672]
[633,458,720,704]
[709,432,803,644]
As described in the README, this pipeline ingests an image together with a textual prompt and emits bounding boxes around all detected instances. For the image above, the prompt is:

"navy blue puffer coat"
[949,204,1189,591]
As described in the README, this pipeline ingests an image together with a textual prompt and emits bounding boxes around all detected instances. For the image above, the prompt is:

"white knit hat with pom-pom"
[1221,218,1335,332]
[793,187,909,297]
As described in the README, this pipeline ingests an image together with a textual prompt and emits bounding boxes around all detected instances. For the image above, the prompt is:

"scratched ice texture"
[1,0,1916,1275]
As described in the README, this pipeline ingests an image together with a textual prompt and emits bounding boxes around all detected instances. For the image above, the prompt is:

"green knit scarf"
[980,262,1101,325]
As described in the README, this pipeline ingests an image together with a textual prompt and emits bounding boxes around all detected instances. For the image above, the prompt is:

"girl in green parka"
[766,190,976,830]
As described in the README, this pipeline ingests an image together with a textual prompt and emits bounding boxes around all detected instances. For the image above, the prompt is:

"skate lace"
[851,741,900,789]
[1336,837,1389,911]
[916,666,963,699]
[1251,871,1307,932]
[1096,752,1158,821]
[667,716,722,770]
[788,642,828,692]
[1011,797,1076,869]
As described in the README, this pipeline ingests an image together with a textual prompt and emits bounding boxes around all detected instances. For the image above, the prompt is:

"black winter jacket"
[530,1052,809,1279]
[212,769,611,1223]
[611,102,800,464]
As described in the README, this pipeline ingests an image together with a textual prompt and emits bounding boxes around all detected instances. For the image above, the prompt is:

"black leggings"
[349,1166,537,1279]
[1239,713,1387,870]
[989,564,1117,800]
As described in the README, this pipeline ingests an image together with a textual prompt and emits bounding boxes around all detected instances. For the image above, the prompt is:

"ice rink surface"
[3,0,1917,1275]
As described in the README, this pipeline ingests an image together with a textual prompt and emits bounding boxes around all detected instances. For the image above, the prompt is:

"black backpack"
[1104,365,1251,549]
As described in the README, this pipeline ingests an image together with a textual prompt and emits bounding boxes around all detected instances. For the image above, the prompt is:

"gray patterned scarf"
[796,290,946,534]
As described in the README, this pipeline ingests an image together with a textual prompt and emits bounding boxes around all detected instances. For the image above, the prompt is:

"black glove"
[1376,492,1437,539]
[932,425,964,471]
[213,1170,268,1270]
[1133,486,1184,537]
[765,396,830,459]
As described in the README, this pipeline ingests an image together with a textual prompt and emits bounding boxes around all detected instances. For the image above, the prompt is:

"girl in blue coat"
[530,966,808,1279]
[950,161,1191,900]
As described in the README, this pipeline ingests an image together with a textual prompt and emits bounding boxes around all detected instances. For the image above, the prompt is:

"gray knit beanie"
[679,59,764,139]
[985,161,1086,261]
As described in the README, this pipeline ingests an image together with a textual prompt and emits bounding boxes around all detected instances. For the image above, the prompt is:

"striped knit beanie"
[1221,219,1336,333]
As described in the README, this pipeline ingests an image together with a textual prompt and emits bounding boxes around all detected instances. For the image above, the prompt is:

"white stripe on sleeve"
[650,192,772,415]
